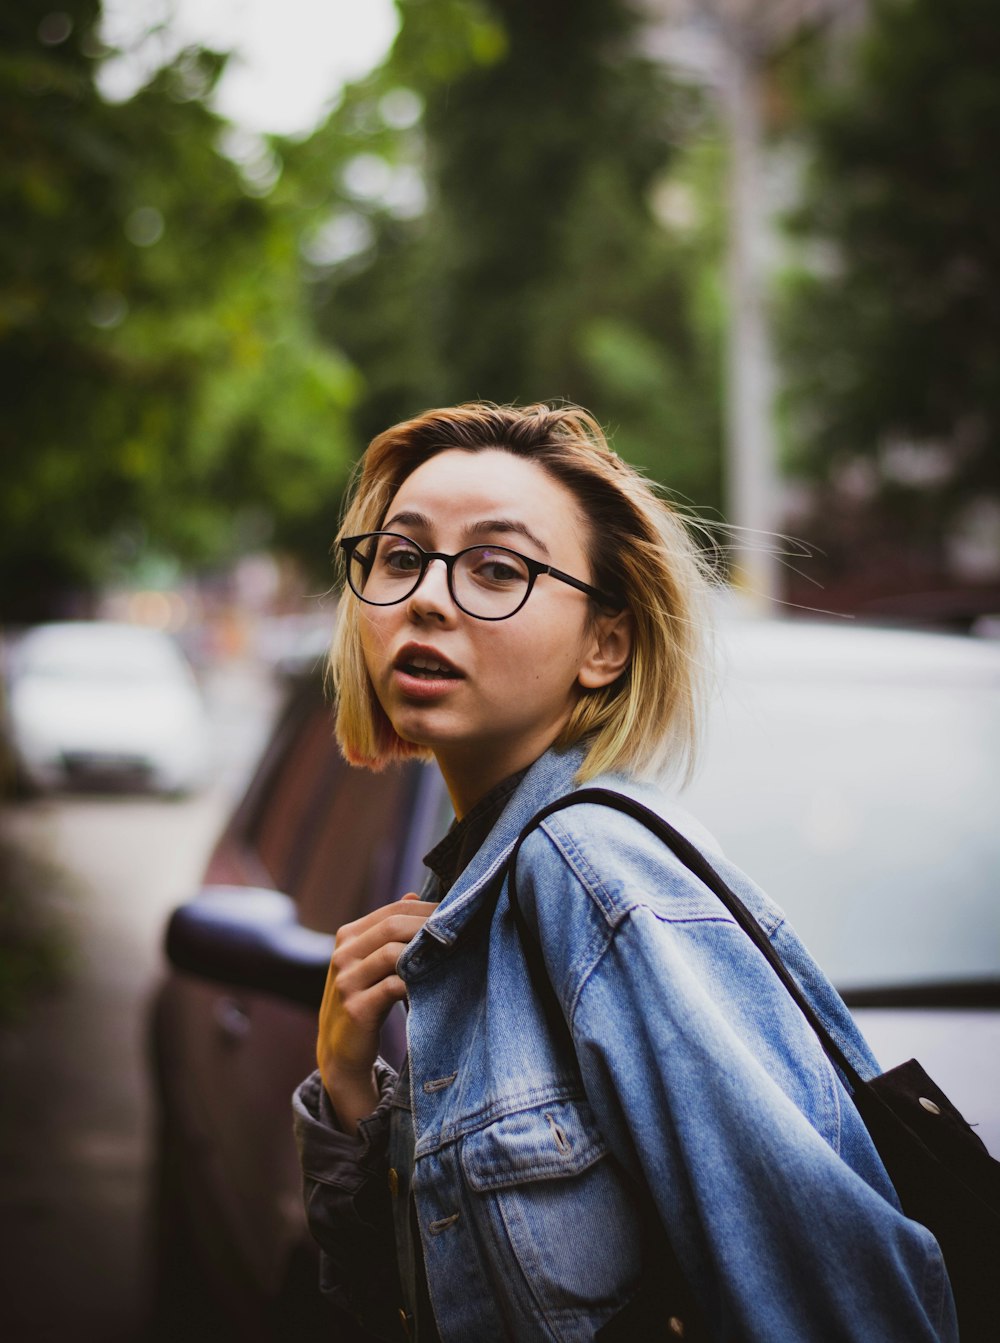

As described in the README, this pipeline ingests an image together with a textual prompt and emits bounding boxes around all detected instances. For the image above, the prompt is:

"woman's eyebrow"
[467,518,550,555]
[383,509,431,532]
[381,511,551,556]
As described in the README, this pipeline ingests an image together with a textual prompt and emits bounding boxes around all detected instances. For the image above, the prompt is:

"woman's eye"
[382,546,421,573]
[471,552,527,584]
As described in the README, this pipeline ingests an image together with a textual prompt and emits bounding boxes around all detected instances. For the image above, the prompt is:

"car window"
[682,652,1000,991]
[294,760,417,932]
[247,686,419,933]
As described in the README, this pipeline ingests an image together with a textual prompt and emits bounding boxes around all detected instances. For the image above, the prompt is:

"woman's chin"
[388,708,456,752]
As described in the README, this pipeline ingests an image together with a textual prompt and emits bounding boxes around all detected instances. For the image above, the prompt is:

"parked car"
[4,621,210,796]
[152,617,1000,1339]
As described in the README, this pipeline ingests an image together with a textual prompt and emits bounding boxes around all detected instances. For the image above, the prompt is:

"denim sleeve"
[292,1062,407,1342]
[518,827,958,1342]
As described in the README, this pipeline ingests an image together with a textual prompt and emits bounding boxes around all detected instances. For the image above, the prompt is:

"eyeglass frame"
[339,531,622,622]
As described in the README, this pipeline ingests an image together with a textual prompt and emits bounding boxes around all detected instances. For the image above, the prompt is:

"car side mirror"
[165,887,333,1009]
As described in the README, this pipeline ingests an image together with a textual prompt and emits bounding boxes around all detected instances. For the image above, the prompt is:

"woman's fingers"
[331,941,414,1014]
[326,911,434,1033]
[332,907,437,984]
[316,895,438,1093]
[335,896,438,950]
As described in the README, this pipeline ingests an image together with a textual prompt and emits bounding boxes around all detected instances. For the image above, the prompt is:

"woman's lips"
[393,645,462,675]
[392,646,464,698]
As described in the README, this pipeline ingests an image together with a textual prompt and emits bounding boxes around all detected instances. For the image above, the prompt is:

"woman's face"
[359,448,627,812]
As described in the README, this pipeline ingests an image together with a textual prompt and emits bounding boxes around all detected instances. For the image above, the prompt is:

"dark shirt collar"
[423,768,529,894]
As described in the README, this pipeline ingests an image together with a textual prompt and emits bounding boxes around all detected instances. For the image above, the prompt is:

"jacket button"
[667,1316,685,1337]
[387,1167,399,1197]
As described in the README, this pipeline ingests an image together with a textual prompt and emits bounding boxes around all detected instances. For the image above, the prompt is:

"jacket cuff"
[292,1060,397,1181]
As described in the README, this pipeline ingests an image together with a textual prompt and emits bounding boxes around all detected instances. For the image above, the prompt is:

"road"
[0,660,283,1343]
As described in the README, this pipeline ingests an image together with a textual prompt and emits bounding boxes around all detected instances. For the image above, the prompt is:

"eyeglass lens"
[350,533,532,618]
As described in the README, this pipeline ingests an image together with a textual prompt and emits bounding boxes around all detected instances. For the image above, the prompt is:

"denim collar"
[423,766,528,893]
[400,743,586,967]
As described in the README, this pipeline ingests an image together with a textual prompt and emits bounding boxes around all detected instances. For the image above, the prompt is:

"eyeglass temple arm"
[546,565,622,610]
[341,538,373,573]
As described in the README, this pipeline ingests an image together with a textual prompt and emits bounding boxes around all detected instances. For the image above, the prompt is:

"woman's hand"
[317,893,437,1135]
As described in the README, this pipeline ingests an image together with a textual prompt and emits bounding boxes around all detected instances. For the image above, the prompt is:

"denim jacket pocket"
[459,1100,641,1335]
[462,1098,608,1189]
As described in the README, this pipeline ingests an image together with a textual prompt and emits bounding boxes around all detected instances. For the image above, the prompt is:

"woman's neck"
[439,742,547,819]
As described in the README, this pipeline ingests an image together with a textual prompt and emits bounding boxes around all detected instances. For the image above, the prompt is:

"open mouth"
[397,655,462,680]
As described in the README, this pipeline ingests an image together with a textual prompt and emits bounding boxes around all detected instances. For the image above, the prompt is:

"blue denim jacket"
[295,743,956,1341]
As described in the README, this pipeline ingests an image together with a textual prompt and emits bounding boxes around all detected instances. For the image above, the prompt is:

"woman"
[293,403,956,1341]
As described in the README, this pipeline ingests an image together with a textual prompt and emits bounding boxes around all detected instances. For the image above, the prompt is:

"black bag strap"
[506,787,867,1095]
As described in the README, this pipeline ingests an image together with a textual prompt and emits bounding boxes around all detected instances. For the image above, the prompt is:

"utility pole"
[719,25,779,606]
[639,0,862,608]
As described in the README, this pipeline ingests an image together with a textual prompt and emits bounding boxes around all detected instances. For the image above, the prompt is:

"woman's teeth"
[404,658,457,678]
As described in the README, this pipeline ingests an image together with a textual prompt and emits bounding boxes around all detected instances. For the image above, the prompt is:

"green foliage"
[1,1,357,615]
[308,0,725,508]
[779,0,1000,559]
[1,0,726,614]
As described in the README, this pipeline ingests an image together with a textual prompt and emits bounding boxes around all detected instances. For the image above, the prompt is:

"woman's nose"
[406,557,455,621]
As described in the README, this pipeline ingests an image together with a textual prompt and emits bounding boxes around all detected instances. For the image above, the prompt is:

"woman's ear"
[578,609,633,689]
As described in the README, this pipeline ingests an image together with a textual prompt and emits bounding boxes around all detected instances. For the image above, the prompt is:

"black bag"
[506,788,1000,1342]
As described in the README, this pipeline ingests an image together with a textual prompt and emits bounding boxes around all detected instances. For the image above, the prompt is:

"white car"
[682,617,1000,1154]
[5,621,210,795]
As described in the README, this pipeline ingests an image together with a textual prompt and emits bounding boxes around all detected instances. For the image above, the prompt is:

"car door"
[158,678,443,1307]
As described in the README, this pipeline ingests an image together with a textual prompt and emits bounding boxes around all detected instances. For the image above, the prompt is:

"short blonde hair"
[331,402,715,783]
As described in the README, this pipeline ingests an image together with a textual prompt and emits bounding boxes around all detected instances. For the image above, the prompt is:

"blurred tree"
[303,0,726,510]
[2,0,728,617]
[778,0,1000,594]
[1,0,357,617]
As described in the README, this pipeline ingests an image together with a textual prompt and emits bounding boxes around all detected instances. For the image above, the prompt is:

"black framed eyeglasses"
[339,532,621,622]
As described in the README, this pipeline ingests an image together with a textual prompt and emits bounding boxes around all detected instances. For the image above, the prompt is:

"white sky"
[98,0,400,135]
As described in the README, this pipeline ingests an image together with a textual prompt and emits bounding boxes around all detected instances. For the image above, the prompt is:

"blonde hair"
[331,402,715,783]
